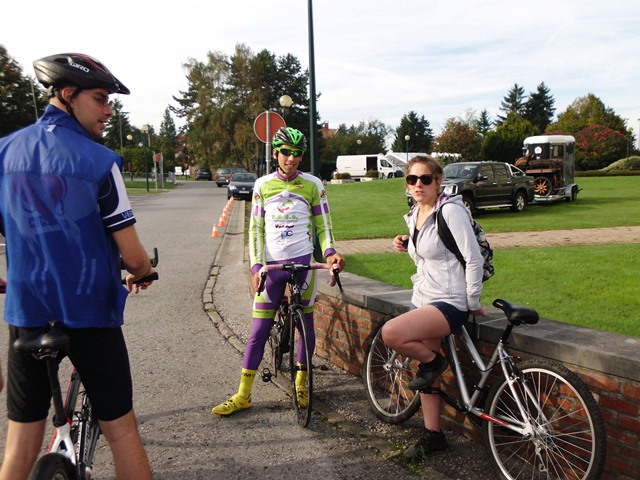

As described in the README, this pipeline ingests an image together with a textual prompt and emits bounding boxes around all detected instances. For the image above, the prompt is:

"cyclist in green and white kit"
[212,127,345,416]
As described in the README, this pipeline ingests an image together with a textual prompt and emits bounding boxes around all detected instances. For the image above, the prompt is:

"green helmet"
[272,127,307,151]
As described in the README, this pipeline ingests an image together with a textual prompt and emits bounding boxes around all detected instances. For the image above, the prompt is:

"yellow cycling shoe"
[211,394,251,416]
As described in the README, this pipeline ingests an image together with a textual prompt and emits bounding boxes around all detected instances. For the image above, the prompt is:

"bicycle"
[12,249,159,480]
[364,298,607,480]
[257,262,342,427]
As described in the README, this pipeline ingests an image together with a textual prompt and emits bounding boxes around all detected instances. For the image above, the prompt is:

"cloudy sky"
[4,0,640,139]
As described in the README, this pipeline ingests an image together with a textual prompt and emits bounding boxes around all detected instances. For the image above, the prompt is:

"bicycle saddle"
[13,321,70,356]
[492,299,539,325]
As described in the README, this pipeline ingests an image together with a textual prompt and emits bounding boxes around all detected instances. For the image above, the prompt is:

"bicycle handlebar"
[257,262,343,294]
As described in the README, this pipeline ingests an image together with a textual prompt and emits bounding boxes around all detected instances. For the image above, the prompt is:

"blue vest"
[0,105,135,328]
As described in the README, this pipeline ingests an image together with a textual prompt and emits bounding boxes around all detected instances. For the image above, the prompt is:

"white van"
[335,154,404,180]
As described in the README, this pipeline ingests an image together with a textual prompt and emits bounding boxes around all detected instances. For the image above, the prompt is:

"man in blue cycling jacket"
[0,53,155,480]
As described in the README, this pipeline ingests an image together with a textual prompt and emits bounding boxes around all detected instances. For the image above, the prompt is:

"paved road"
[0,182,468,479]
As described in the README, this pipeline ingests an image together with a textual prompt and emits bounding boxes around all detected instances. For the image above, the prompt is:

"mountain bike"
[364,298,607,480]
[13,249,159,480]
[258,262,342,427]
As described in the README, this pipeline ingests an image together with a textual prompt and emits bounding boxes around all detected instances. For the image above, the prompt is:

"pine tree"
[524,82,555,134]
[496,83,526,125]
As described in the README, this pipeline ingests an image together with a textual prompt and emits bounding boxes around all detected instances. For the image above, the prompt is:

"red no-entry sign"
[253,111,286,143]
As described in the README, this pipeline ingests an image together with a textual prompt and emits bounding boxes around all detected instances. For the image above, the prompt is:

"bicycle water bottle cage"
[492,299,539,325]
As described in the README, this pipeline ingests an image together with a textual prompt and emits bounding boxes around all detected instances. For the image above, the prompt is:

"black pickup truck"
[441,161,535,213]
[406,161,535,213]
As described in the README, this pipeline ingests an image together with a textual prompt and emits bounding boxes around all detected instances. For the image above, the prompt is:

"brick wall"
[313,279,640,480]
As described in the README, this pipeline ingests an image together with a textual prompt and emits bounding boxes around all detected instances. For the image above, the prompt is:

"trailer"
[517,135,580,202]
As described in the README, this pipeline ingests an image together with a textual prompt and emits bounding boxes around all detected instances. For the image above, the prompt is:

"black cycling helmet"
[33,53,130,96]
[272,127,307,151]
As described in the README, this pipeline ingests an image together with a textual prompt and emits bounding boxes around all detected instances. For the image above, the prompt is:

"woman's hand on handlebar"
[393,235,409,252]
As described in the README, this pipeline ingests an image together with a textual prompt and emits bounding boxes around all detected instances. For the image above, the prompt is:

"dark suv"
[215,167,248,187]
[195,167,212,181]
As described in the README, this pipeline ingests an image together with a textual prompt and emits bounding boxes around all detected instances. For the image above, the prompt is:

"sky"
[4,0,640,143]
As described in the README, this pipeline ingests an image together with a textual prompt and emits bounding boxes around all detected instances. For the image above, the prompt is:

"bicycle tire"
[289,307,313,427]
[483,359,606,480]
[267,307,287,375]
[28,452,76,480]
[363,321,421,424]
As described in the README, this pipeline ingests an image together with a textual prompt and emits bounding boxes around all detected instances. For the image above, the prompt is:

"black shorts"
[7,325,133,423]
[430,301,469,334]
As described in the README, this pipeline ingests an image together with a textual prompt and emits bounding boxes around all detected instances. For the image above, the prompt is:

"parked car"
[227,173,257,200]
[215,166,248,187]
[406,161,534,213]
[195,167,212,181]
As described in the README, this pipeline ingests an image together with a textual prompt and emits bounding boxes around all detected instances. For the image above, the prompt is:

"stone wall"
[314,270,640,480]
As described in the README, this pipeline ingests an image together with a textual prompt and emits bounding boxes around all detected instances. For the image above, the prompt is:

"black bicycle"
[15,249,159,480]
[364,298,606,480]
[258,262,342,427]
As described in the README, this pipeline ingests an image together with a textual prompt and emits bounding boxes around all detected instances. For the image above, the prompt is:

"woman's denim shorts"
[411,301,469,334]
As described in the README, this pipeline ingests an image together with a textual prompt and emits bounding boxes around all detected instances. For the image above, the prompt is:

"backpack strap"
[436,207,466,269]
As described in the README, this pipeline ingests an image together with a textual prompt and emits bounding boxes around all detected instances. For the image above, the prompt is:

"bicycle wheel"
[28,452,76,480]
[266,308,287,375]
[364,321,421,424]
[483,359,606,480]
[289,307,313,427]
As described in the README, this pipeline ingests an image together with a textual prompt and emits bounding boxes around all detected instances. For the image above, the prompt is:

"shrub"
[365,169,379,178]
[334,172,352,180]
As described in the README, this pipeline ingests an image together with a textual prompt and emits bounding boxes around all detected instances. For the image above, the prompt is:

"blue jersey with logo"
[0,105,136,328]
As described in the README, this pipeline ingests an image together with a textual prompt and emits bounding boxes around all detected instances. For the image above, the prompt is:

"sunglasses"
[405,174,434,186]
[277,147,303,157]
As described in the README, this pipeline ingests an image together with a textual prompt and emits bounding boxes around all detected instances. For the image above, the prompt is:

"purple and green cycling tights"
[243,254,317,370]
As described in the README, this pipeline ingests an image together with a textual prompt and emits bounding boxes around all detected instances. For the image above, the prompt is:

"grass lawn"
[326,176,640,337]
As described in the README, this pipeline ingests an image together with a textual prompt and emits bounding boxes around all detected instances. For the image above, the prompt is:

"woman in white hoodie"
[382,155,486,460]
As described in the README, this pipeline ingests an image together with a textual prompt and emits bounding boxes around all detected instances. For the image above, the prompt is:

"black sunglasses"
[277,147,303,157]
[405,174,434,186]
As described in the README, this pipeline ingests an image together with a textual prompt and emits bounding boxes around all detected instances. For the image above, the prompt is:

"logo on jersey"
[277,199,294,213]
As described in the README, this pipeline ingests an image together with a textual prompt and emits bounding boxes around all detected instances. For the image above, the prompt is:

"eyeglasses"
[406,174,434,186]
[277,147,303,157]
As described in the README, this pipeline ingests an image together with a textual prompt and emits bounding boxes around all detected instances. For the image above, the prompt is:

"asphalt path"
[0,181,439,479]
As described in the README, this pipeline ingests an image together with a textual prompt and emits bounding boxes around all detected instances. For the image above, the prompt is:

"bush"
[334,172,352,180]
[365,169,379,178]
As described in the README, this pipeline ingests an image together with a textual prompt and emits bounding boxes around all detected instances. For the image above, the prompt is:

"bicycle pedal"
[261,368,273,382]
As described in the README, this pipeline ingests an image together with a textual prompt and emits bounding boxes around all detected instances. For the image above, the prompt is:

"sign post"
[253,111,286,174]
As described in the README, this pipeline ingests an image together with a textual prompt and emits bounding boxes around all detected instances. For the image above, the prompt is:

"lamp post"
[141,124,150,192]
[404,134,410,163]
[637,118,640,151]
[307,0,319,177]
[357,139,362,154]
[126,134,133,181]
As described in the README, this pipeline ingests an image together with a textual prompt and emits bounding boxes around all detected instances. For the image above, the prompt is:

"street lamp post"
[404,135,410,163]
[307,0,319,178]
[141,124,150,192]
[126,134,133,181]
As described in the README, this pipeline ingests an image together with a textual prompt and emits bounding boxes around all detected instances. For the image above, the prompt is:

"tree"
[435,116,483,162]
[104,98,134,153]
[0,44,47,136]
[575,125,626,170]
[547,93,626,136]
[171,44,312,174]
[496,83,527,125]
[475,109,492,137]
[321,119,390,176]
[524,82,555,134]
[158,107,179,172]
[482,113,537,163]
[390,111,434,154]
